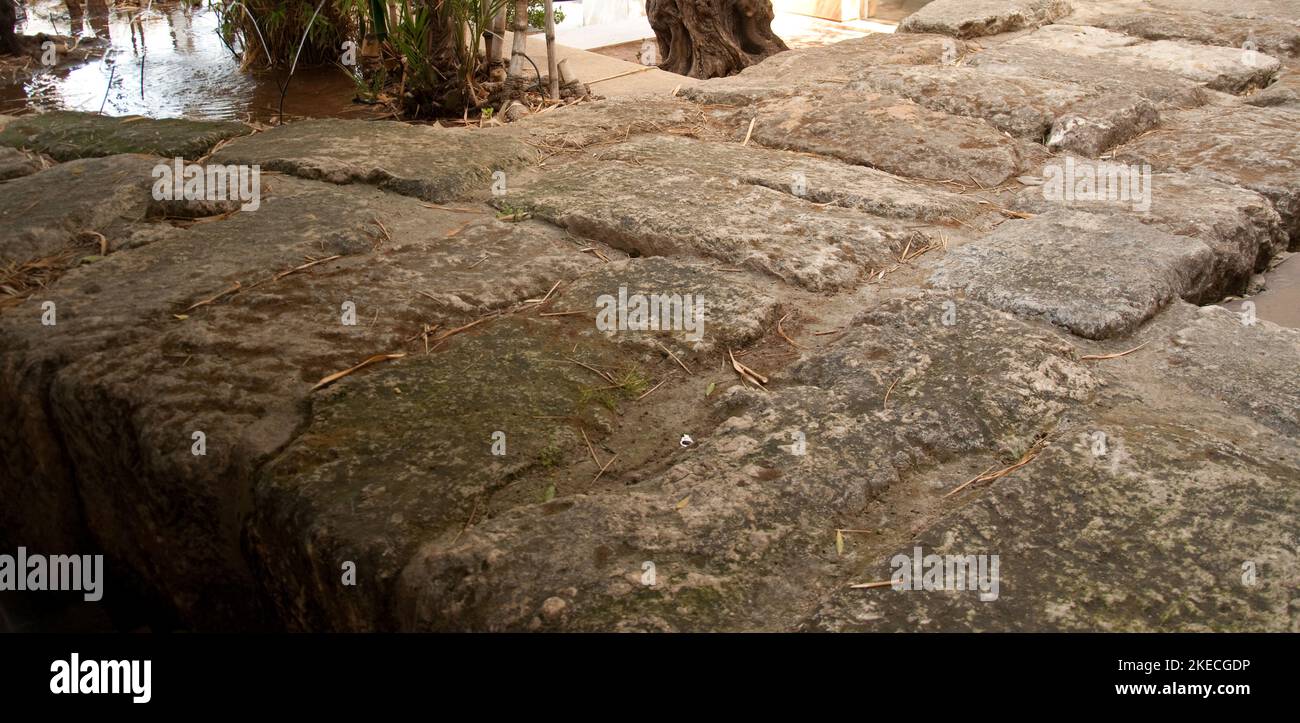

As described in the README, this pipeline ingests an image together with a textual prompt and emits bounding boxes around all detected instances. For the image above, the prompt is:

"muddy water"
[5,0,363,122]
[1222,254,1300,329]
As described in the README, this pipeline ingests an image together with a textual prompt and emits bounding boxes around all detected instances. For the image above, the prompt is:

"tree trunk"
[0,0,20,58]
[508,0,529,78]
[487,9,506,64]
[646,0,788,79]
[543,0,558,98]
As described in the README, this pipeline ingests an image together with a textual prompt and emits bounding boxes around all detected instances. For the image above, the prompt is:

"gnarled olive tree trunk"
[647,0,788,79]
[1,0,20,57]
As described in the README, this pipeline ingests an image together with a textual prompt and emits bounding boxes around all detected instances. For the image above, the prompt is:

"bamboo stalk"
[508,0,529,78]
[544,0,559,99]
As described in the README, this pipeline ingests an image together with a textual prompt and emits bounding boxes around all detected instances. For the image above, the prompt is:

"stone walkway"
[1,0,1298,631]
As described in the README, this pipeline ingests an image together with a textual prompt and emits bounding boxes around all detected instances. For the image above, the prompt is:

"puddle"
[4,0,367,122]
[1221,254,1300,329]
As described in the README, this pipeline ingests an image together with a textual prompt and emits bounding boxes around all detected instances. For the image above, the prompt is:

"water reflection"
[8,0,365,122]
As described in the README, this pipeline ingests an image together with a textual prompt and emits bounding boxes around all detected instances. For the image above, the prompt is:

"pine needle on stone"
[658,341,693,375]
[311,353,406,391]
[183,280,242,312]
[591,452,618,483]
[1080,342,1148,361]
[943,437,1049,498]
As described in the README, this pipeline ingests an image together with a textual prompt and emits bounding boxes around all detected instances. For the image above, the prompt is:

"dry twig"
[776,312,806,350]
[728,347,768,387]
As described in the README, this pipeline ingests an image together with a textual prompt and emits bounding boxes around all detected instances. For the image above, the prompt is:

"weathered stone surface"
[848,64,1158,155]
[6,0,1300,634]
[1104,39,1281,94]
[1113,104,1300,244]
[930,210,1220,339]
[1146,0,1300,27]
[554,256,780,357]
[1046,93,1161,158]
[966,29,1208,109]
[977,23,1274,94]
[0,146,43,180]
[0,154,159,265]
[508,97,700,148]
[396,293,1098,631]
[1247,63,1300,110]
[996,25,1281,94]
[1005,21,1144,55]
[743,90,1047,188]
[849,66,1088,140]
[810,409,1300,631]
[0,111,250,161]
[590,134,986,223]
[212,119,536,202]
[1068,0,1300,57]
[1011,157,1289,291]
[898,0,1071,39]
[383,216,608,321]
[682,33,968,105]
[809,303,1300,632]
[247,317,628,631]
[496,156,918,291]
[1158,305,1300,437]
[0,176,598,629]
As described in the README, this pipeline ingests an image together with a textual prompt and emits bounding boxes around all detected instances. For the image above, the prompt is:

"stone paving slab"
[552,257,782,357]
[1011,157,1289,294]
[1248,63,1300,110]
[1000,25,1281,94]
[809,303,1300,632]
[0,146,43,180]
[2,0,1299,633]
[0,154,160,266]
[810,406,1300,632]
[1146,0,1300,28]
[965,31,1210,110]
[1067,0,1300,57]
[1113,104,1300,244]
[741,89,1049,188]
[589,134,987,224]
[848,65,1090,140]
[1104,39,1281,94]
[247,317,633,631]
[396,293,1098,631]
[929,210,1218,340]
[212,119,536,203]
[847,64,1158,155]
[682,33,968,105]
[495,157,918,291]
[0,111,250,161]
[0,176,599,628]
[508,98,702,149]
[1158,305,1300,438]
[897,0,1072,39]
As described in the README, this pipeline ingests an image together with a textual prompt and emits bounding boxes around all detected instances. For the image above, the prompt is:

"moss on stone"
[0,111,250,161]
